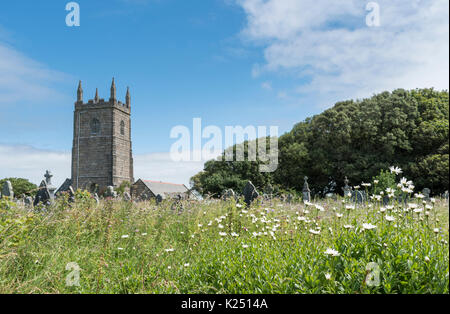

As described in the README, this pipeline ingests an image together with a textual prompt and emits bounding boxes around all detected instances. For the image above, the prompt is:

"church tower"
[71,79,134,191]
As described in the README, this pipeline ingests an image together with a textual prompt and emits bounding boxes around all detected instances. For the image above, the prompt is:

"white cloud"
[236,0,449,106]
[0,144,71,188]
[0,42,69,106]
[0,144,207,189]
[134,152,208,187]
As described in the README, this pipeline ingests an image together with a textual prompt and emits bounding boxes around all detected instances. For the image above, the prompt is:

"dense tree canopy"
[191,89,449,197]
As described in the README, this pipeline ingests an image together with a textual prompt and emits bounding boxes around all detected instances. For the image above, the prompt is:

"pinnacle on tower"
[110,77,116,102]
[77,80,83,103]
[95,88,99,103]
[126,86,131,107]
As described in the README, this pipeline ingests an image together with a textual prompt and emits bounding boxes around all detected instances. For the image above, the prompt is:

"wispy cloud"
[0,41,70,106]
[235,0,449,106]
[0,144,71,188]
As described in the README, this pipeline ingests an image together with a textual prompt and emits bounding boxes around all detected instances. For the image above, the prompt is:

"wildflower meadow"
[0,175,448,294]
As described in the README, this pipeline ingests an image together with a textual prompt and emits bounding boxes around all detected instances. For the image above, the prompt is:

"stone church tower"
[71,78,134,191]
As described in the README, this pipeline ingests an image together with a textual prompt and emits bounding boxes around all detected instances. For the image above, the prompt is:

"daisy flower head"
[389,166,403,175]
[324,248,341,257]
[362,223,376,230]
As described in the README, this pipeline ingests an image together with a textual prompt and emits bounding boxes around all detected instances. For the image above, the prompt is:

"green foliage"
[0,199,34,255]
[372,170,396,195]
[116,181,131,196]
[0,178,37,197]
[191,89,449,196]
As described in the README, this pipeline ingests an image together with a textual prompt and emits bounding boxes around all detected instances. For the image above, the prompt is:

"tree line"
[190,88,449,197]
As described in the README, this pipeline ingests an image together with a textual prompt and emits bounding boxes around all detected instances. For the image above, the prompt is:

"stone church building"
[55,78,190,200]
[70,78,134,191]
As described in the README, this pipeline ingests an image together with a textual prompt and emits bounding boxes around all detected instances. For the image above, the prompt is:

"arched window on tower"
[120,120,125,135]
[90,118,100,135]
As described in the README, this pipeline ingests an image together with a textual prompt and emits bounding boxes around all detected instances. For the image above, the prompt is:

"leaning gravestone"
[68,186,76,202]
[422,188,431,201]
[302,176,311,202]
[243,181,259,206]
[1,180,14,199]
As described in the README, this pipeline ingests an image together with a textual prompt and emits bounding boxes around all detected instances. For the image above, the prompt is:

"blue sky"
[0,0,448,187]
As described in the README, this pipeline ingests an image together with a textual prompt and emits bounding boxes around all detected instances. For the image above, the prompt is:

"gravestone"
[1,180,14,199]
[222,189,235,201]
[24,196,33,207]
[422,188,431,201]
[302,176,311,202]
[243,181,259,206]
[44,170,56,200]
[93,193,100,204]
[443,190,449,202]
[264,184,274,199]
[382,195,390,206]
[351,190,364,204]
[34,181,51,207]
[323,178,337,196]
[123,192,131,201]
[155,194,163,204]
[342,176,352,198]
[105,186,117,198]
[171,194,184,212]
[287,193,293,204]
[68,186,75,202]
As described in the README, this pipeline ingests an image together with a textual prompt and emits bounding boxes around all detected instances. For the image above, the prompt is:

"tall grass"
[0,193,448,293]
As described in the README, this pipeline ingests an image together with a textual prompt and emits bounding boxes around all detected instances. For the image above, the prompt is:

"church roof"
[139,179,189,198]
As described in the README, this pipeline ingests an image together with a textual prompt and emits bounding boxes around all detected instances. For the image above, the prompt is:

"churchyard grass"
[0,194,448,293]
